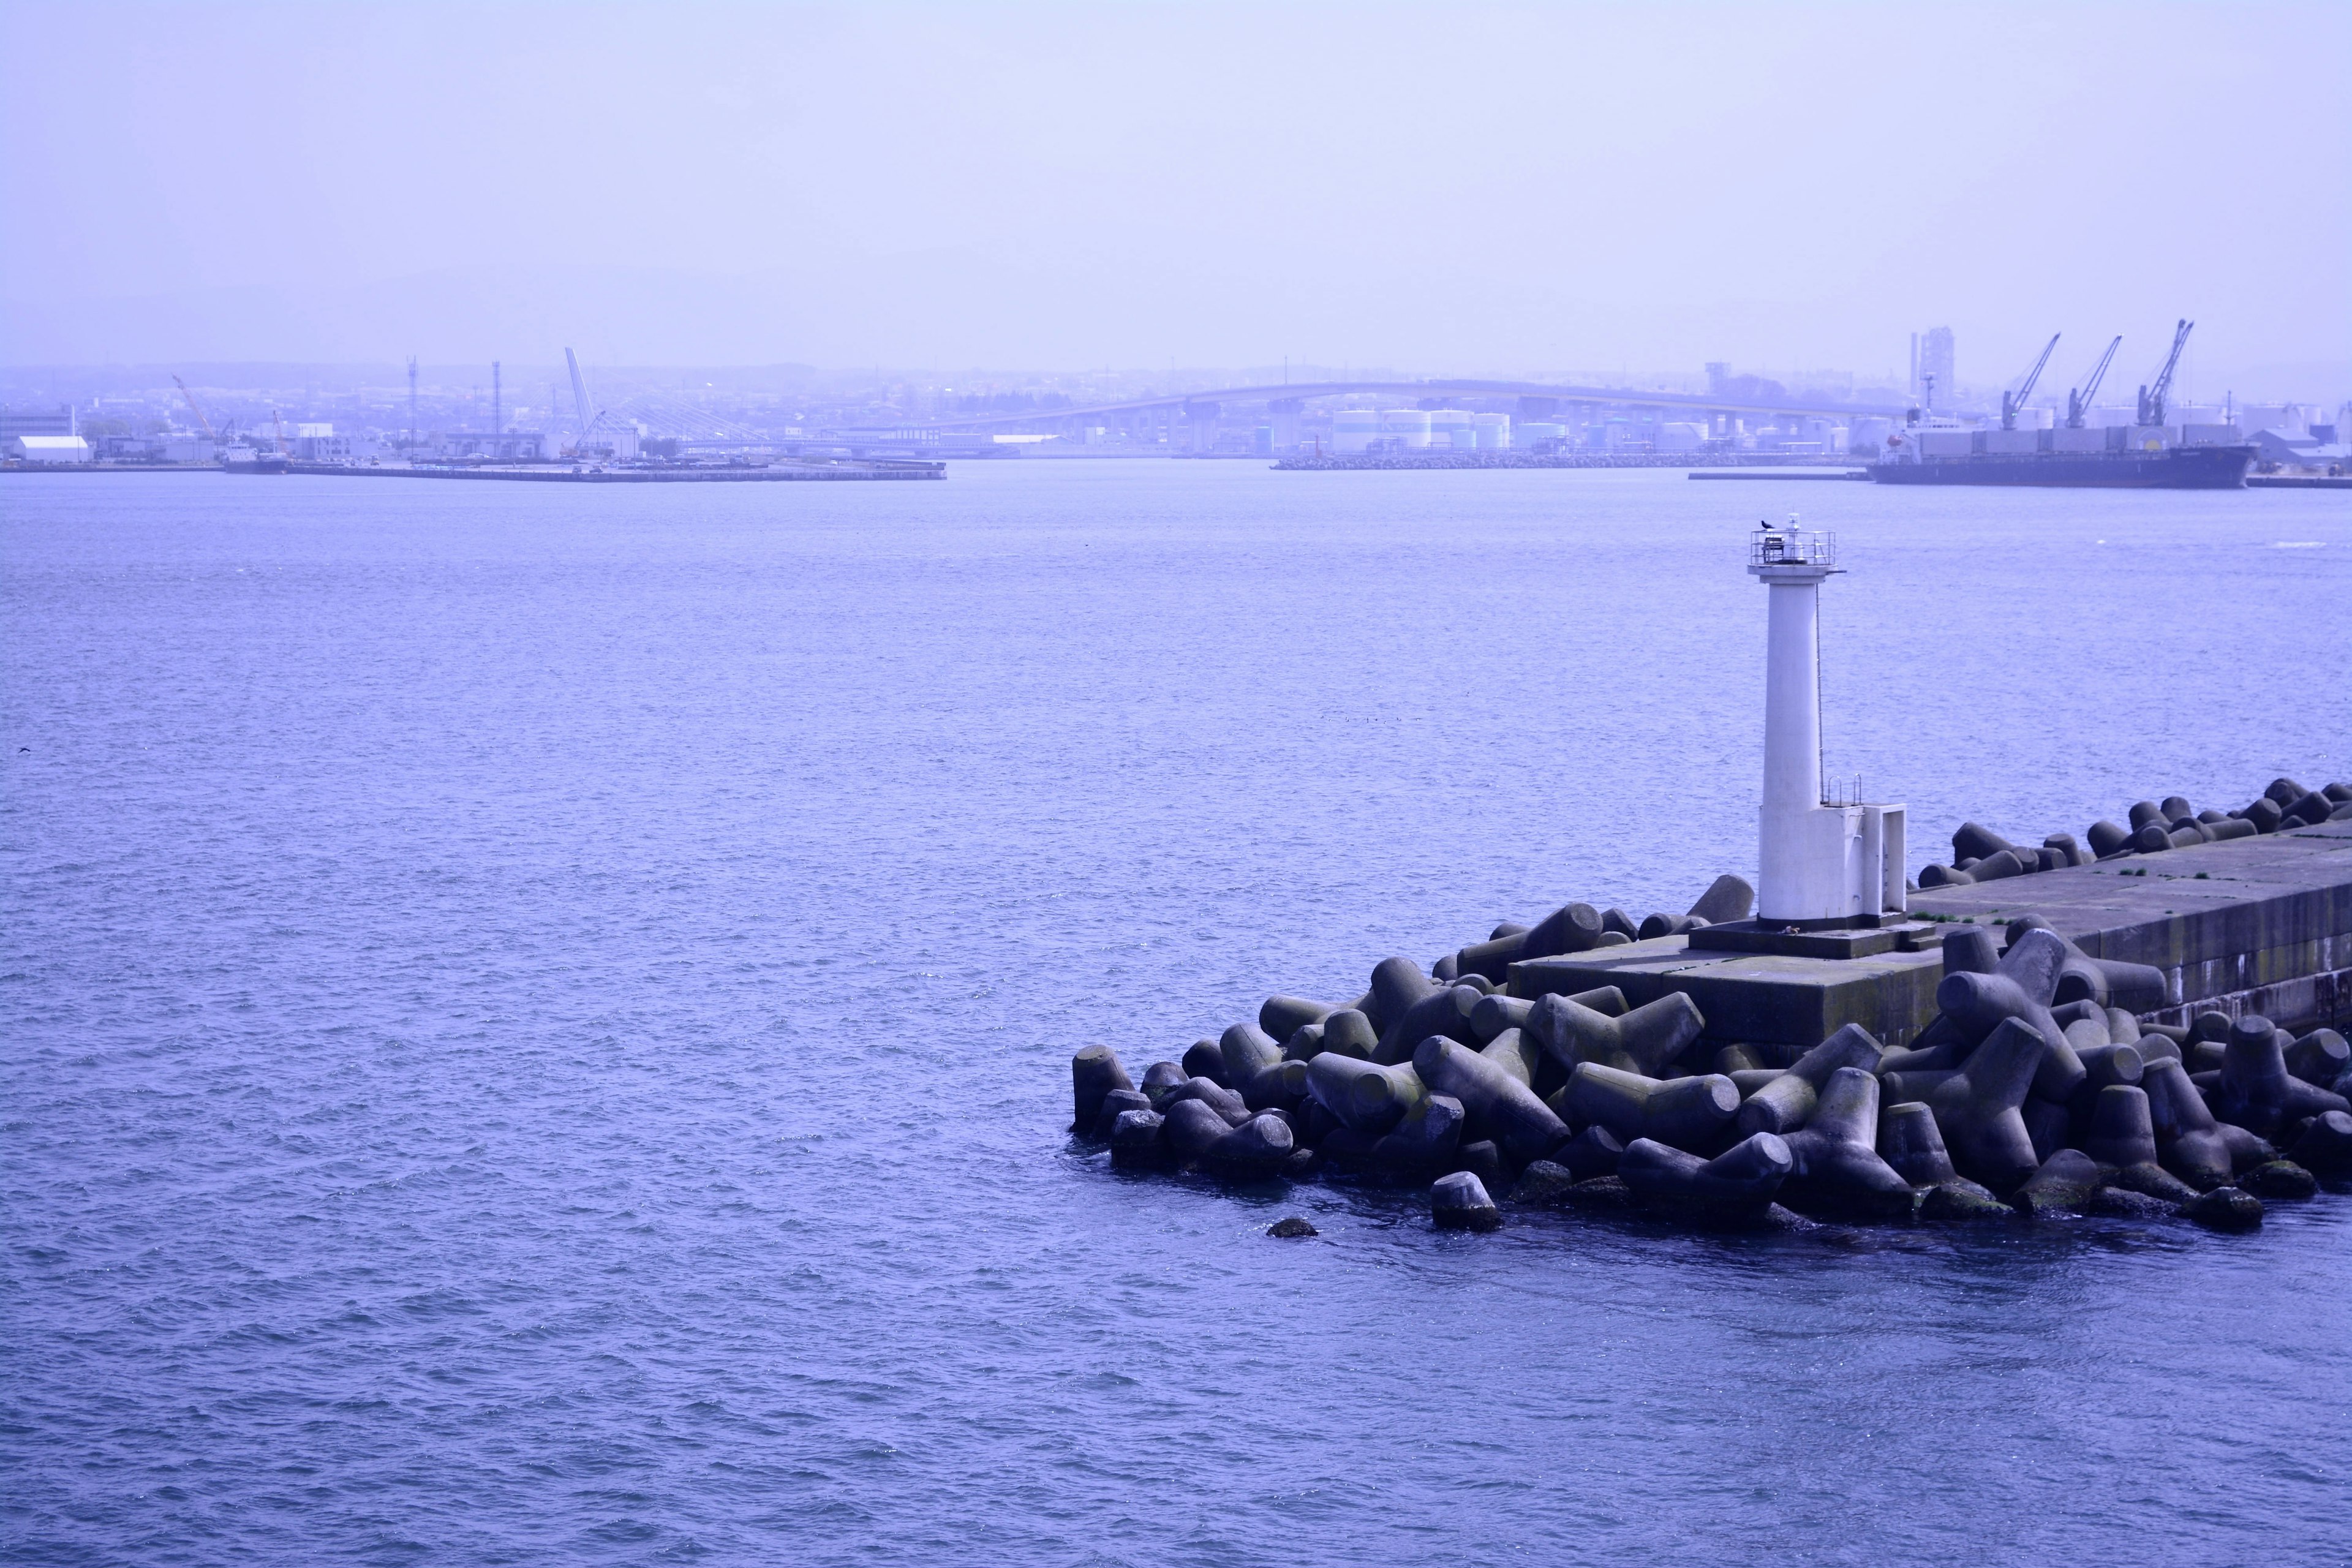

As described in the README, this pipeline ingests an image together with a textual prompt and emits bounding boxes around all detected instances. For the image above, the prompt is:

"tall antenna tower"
[491,361,502,439]
[406,356,419,450]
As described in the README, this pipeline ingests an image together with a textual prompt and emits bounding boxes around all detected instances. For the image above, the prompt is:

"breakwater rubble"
[1069,776,2352,1237]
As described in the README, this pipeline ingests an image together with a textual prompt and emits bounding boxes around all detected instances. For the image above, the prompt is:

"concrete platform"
[1508,824,2352,1050]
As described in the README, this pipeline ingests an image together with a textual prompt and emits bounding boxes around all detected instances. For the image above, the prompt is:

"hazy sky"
[4,1,2346,394]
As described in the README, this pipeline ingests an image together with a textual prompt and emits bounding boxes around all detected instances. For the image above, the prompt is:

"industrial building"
[6,434,92,462]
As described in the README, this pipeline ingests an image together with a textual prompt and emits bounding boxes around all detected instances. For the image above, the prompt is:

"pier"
[273,459,944,482]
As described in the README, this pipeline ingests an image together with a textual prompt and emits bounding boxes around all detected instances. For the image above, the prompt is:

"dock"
[1509,824,2352,1048]
[271,459,944,482]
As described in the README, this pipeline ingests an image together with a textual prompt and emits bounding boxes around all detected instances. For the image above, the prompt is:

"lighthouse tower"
[1746,519,1907,926]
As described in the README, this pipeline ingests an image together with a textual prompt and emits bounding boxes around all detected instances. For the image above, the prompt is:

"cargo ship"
[1869,435,2253,489]
[1868,317,2252,488]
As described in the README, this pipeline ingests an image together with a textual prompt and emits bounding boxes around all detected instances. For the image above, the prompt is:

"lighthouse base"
[1757,802,1909,926]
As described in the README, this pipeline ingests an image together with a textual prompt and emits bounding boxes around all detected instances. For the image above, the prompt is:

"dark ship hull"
[1869,445,2253,489]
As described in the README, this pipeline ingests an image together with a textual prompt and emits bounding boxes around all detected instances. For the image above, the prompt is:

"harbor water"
[3,464,2348,1564]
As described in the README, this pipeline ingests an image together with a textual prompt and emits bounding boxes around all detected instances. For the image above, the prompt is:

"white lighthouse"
[1746,519,1907,926]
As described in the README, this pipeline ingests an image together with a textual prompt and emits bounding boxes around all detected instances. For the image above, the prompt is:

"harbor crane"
[2000,333,2060,430]
[172,374,219,439]
[2136,319,2194,426]
[2065,336,2122,428]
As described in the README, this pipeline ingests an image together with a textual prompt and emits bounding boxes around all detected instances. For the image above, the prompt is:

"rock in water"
[1509,1160,1580,1207]
[1267,1216,1318,1238]
[2238,1161,2318,1200]
[2011,1149,2103,1217]
[1919,1178,2011,1221]
[2180,1186,2264,1232]
[1431,1170,1502,1231]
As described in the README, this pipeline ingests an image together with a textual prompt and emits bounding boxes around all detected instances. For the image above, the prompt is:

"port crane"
[2000,333,2060,430]
[2065,336,2122,428]
[172,374,219,439]
[2136,319,2193,426]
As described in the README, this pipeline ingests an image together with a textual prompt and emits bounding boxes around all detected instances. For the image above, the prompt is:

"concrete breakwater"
[1069,775,2352,1236]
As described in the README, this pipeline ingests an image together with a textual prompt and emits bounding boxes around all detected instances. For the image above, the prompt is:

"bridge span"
[918,378,1909,432]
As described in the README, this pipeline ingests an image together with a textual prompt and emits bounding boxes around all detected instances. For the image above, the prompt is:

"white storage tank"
[1333,409,1381,453]
[1655,422,1708,453]
[1472,412,1511,450]
[1379,409,1433,448]
[1426,409,1474,449]
[1517,421,1568,448]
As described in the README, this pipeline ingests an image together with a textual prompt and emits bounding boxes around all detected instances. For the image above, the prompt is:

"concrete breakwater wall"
[1069,776,2352,1237]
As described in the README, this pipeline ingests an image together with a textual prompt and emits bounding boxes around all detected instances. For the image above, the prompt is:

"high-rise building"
[1913,327,1955,408]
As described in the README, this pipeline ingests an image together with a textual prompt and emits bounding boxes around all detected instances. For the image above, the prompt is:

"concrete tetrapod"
[1072,1045,1136,1131]
[2083,1085,2160,1167]
[2285,1028,2350,1087]
[1618,1132,1793,1224]
[1477,1028,1546,1090]
[1365,957,1434,1036]
[1321,1093,1466,1175]
[1943,924,2001,977]
[1164,1099,1294,1180]
[1140,1060,1188,1107]
[1303,1054,1428,1135]
[2005,914,2167,1012]
[1216,1027,1286,1079]
[1316,1009,1379,1061]
[1469,993,1534,1041]
[1373,984,1482,1065]
[1879,1101,1958,1186]
[1529,991,1706,1077]
[1735,1023,1884,1136]
[1182,1038,1226,1084]
[1163,1076,1253,1126]
[1414,1036,1571,1166]
[1430,1170,1502,1231]
[1110,1107,1172,1168]
[1520,902,1604,961]
[1935,931,2085,1103]
[1686,873,1756,925]
[2142,1057,2235,1190]
[1926,1015,2049,1194]
[1091,1088,1152,1141]
[1556,1063,1740,1150]
[2287,1110,2352,1174]
[2212,1015,2351,1136]
[1259,996,1335,1042]
[1779,1066,1915,1218]
[1454,932,1526,984]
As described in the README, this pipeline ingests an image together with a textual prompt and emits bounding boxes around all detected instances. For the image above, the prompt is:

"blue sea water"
[2,461,2348,1566]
